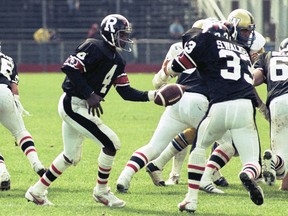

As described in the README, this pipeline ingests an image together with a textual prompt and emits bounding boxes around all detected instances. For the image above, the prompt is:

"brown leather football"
[154,83,185,107]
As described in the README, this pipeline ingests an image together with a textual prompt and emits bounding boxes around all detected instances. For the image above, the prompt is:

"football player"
[144,18,229,192]
[198,8,267,193]
[253,38,288,188]
[0,50,46,190]
[162,21,264,213]
[147,10,266,193]
[116,19,211,192]
[157,10,266,190]
[25,14,157,207]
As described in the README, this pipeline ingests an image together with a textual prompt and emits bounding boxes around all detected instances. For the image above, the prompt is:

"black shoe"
[0,180,11,191]
[116,184,128,193]
[239,172,264,206]
[37,168,47,177]
[214,176,229,187]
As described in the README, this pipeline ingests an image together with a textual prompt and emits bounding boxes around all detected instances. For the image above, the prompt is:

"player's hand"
[258,102,270,121]
[87,92,104,117]
[152,68,171,89]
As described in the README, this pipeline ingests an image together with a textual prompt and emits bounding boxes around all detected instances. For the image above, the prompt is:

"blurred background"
[0,0,287,72]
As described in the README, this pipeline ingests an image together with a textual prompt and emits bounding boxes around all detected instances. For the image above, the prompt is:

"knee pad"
[63,146,82,166]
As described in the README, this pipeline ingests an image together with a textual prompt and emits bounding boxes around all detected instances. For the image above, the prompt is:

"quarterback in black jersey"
[25,14,156,207]
[163,22,264,212]
[253,38,288,190]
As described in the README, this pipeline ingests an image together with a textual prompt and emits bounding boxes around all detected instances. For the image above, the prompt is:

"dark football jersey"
[176,69,209,98]
[61,38,149,101]
[254,51,288,106]
[0,52,18,87]
[172,32,257,105]
[176,27,209,98]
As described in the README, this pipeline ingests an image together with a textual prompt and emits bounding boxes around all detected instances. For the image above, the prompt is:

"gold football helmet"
[227,9,256,47]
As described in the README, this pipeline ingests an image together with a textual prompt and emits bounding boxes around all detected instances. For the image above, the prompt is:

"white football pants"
[270,93,288,170]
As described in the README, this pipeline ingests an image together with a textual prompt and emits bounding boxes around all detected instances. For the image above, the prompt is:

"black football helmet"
[202,22,230,39]
[227,9,256,47]
[100,14,133,52]
[279,38,288,54]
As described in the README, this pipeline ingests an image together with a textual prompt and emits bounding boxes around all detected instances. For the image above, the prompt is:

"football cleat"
[178,199,197,213]
[200,182,224,194]
[165,174,180,186]
[116,175,130,193]
[146,163,165,186]
[262,149,276,186]
[25,186,53,206]
[239,172,264,205]
[93,187,126,208]
[213,176,229,187]
[0,171,11,191]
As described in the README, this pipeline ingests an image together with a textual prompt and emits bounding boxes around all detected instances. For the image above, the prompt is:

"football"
[154,83,185,107]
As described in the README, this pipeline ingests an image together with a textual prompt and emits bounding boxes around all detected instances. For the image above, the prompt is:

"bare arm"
[253,68,265,87]
[11,82,19,95]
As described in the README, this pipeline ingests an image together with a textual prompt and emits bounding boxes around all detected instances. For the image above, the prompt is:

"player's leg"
[146,128,195,186]
[263,95,288,186]
[280,172,288,190]
[146,92,209,187]
[59,94,125,207]
[200,142,236,194]
[231,100,263,205]
[117,105,188,191]
[200,131,234,190]
[165,148,188,185]
[178,103,226,213]
[25,121,83,206]
[0,154,10,190]
[0,87,45,177]
[210,142,230,187]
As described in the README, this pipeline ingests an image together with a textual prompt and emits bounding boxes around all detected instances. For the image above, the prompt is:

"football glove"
[14,95,30,116]
[152,68,172,89]
[147,90,157,101]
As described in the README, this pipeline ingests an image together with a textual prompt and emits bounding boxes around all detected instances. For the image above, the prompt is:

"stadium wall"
[18,63,161,73]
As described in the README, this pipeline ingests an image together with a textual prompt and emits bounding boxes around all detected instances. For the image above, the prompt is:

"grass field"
[0,73,287,216]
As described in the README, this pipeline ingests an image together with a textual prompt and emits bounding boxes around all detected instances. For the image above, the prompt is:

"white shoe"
[25,186,53,206]
[0,171,10,191]
[93,187,126,208]
[116,175,130,193]
[262,149,276,186]
[200,181,224,194]
[178,198,197,213]
[165,174,180,186]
